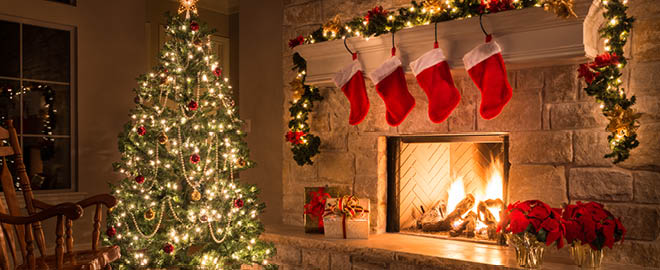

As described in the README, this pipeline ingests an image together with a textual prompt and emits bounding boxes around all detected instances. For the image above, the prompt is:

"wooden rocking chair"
[0,120,120,270]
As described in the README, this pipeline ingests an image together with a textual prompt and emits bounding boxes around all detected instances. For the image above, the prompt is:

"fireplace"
[386,134,510,244]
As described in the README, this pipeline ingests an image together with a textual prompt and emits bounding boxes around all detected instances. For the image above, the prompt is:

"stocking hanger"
[479,14,492,42]
[344,37,357,59]
[391,30,396,56]
[434,22,439,48]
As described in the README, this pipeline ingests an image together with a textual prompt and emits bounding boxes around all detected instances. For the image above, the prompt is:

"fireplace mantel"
[294,0,602,85]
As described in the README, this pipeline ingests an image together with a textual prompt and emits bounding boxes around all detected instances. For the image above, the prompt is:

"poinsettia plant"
[498,200,566,248]
[562,201,626,250]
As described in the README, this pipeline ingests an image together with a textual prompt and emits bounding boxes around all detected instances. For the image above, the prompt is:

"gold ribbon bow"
[324,195,368,219]
[323,15,342,37]
[605,104,642,137]
[540,0,577,18]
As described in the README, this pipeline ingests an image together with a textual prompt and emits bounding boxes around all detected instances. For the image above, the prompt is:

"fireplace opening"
[386,134,509,245]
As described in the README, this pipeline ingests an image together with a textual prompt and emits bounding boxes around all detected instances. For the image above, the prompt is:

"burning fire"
[445,158,504,234]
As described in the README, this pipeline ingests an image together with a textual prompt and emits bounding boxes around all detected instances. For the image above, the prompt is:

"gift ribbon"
[324,195,369,238]
[303,187,330,230]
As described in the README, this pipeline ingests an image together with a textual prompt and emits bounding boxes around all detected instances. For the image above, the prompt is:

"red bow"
[304,187,330,229]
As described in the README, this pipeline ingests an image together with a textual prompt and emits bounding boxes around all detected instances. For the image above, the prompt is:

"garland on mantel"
[287,0,638,166]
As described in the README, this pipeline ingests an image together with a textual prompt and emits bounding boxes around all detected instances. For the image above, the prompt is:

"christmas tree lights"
[106,3,276,269]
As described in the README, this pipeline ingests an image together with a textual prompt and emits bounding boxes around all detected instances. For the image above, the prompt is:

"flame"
[485,158,504,222]
[446,176,465,214]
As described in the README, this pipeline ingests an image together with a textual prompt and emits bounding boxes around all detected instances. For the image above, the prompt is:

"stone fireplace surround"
[274,0,660,269]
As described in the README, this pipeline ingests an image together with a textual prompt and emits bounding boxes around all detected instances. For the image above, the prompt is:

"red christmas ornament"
[213,67,222,77]
[187,100,198,111]
[137,126,146,136]
[135,175,145,184]
[234,198,244,208]
[190,154,201,164]
[163,243,175,254]
[190,21,200,31]
[106,227,117,238]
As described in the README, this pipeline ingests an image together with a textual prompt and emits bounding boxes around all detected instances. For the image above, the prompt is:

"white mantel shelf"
[294,0,603,86]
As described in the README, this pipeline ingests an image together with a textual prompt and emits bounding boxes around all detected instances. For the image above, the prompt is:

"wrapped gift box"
[304,186,348,233]
[323,197,370,239]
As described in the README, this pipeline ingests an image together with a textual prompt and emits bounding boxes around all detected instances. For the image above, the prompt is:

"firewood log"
[477,201,497,225]
[422,194,475,232]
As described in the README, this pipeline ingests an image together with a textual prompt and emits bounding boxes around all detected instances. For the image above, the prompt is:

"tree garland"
[287,0,638,165]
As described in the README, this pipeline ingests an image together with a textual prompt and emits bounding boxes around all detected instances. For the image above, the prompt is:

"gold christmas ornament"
[235,158,247,168]
[289,78,305,101]
[605,104,642,137]
[191,189,202,201]
[323,15,342,36]
[540,0,577,18]
[158,132,169,144]
[178,0,199,17]
[144,208,155,220]
[422,0,445,12]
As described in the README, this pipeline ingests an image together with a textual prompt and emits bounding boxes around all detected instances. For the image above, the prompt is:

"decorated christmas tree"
[105,1,276,269]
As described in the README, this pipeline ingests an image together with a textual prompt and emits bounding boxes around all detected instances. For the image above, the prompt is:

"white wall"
[238,0,284,225]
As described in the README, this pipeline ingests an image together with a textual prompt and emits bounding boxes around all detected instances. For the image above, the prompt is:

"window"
[0,17,76,191]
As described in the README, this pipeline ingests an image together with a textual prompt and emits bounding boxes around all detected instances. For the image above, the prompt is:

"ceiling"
[171,0,239,14]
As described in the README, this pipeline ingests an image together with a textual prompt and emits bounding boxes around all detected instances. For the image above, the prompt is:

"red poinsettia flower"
[285,130,306,145]
[561,201,626,250]
[578,64,599,84]
[365,6,387,23]
[480,0,514,13]
[499,200,565,249]
[288,35,305,49]
[591,52,620,68]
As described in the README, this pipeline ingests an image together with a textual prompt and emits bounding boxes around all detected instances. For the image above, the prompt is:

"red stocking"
[334,53,369,125]
[369,49,415,126]
[410,43,460,123]
[463,36,512,120]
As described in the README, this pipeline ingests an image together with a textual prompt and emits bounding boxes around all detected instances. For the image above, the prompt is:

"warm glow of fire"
[445,157,504,232]
[446,176,466,214]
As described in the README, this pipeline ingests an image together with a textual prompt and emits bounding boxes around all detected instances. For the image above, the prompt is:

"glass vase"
[570,243,604,269]
[506,232,546,269]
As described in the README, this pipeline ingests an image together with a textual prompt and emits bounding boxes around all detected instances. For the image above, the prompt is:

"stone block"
[517,67,544,89]
[549,102,608,129]
[508,165,567,207]
[302,249,330,270]
[605,204,660,241]
[282,193,303,213]
[620,123,660,169]
[282,212,303,226]
[543,65,579,103]
[447,99,476,132]
[351,261,388,270]
[569,168,633,201]
[573,129,612,167]
[629,61,660,97]
[396,98,448,134]
[318,130,348,151]
[632,19,660,62]
[477,92,542,131]
[284,1,322,26]
[510,131,573,164]
[329,253,351,270]
[355,150,378,178]
[635,94,660,123]
[318,152,355,184]
[627,0,660,20]
[321,0,391,22]
[284,0,314,7]
[290,161,318,181]
[606,240,660,268]
[633,171,660,204]
[274,244,302,265]
[348,133,379,153]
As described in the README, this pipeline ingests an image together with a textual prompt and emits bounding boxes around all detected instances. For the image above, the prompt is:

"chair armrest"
[0,203,83,225]
[33,194,117,210]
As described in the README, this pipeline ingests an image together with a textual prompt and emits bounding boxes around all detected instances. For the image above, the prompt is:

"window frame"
[0,14,77,193]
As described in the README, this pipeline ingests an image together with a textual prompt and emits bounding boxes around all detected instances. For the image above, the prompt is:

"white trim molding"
[294,0,603,85]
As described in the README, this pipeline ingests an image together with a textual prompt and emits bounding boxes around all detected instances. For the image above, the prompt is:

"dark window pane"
[0,20,20,77]
[22,82,69,135]
[0,80,21,125]
[23,137,71,190]
[22,24,70,82]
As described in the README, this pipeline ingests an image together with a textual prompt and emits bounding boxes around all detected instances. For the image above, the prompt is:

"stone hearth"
[280,0,660,268]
